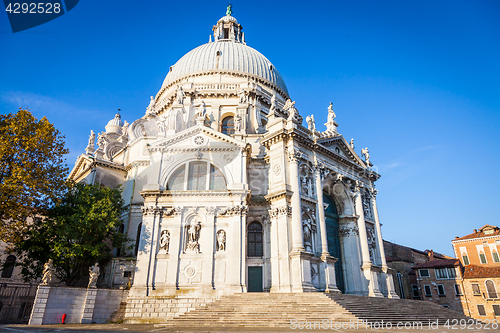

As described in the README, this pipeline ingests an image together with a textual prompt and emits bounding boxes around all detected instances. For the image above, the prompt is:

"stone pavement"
[0,323,495,333]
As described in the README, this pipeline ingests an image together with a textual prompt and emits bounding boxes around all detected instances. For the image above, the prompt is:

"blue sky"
[1,0,499,256]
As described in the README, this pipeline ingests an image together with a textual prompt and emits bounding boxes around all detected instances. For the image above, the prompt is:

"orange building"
[452,225,500,320]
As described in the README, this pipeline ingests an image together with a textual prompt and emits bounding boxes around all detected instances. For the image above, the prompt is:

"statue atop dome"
[226,4,232,16]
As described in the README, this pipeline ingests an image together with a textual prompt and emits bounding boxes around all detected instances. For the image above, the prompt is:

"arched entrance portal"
[324,192,345,293]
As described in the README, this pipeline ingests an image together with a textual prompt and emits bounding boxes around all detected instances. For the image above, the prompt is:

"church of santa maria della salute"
[68,7,400,318]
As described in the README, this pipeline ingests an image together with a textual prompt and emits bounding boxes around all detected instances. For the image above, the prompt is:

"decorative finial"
[226,3,232,16]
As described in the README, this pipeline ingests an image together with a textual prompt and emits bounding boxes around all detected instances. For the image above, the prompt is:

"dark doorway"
[324,192,345,293]
[247,266,263,292]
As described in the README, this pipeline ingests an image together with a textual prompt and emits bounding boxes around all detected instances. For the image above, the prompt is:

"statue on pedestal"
[146,96,156,115]
[361,147,370,165]
[306,115,316,132]
[41,259,54,285]
[88,263,100,288]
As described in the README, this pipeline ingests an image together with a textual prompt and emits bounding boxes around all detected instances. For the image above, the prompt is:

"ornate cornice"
[156,70,289,112]
[124,160,151,171]
[264,188,293,202]
[140,189,249,198]
[269,205,292,218]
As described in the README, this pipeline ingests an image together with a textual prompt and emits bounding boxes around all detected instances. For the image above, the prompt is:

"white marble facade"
[69,11,398,299]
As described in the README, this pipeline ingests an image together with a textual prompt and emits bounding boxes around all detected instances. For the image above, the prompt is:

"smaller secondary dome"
[107,113,124,127]
[105,113,124,134]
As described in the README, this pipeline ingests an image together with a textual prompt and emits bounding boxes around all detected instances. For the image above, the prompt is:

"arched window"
[222,116,235,135]
[167,162,227,191]
[1,255,16,278]
[486,280,498,299]
[492,250,500,263]
[247,222,263,257]
[135,223,142,256]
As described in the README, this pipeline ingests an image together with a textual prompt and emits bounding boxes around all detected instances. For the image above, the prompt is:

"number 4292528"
[5,2,61,14]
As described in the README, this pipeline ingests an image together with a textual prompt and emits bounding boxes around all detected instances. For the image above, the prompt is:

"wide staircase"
[158,293,471,328]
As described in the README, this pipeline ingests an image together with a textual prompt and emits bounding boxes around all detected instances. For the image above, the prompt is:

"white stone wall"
[29,286,129,325]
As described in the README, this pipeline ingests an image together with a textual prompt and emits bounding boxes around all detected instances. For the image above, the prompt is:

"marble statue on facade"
[88,263,100,288]
[122,121,129,136]
[268,94,277,118]
[350,138,355,149]
[324,102,338,133]
[361,147,370,165]
[160,230,170,252]
[196,101,207,118]
[85,130,96,155]
[146,96,156,115]
[176,86,185,105]
[186,220,201,253]
[284,99,301,123]
[235,114,242,132]
[41,259,54,285]
[238,89,247,104]
[87,130,95,149]
[306,115,316,132]
[217,229,226,251]
[97,133,106,150]
[156,115,167,133]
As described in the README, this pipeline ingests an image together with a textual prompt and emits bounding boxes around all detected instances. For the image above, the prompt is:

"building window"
[477,305,486,316]
[221,116,235,135]
[485,280,498,299]
[479,252,487,264]
[166,162,227,191]
[435,267,457,279]
[166,164,185,190]
[493,304,500,316]
[411,284,419,298]
[437,284,446,296]
[247,222,263,257]
[424,285,432,297]
[454,284,462,296]
[1,255,16,278]
[209,164,226,191]
[188,161,207,190]
[462,255,470,265]
[419,269,430,278]
[472,283,481,296]
[493,251,500,263]
[124,271,132,278]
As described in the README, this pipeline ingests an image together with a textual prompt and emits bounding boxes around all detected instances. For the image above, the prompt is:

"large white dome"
[161,40,289,96]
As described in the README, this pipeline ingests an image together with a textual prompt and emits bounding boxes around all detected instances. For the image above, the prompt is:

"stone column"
[353,186,371,266]
[371,189,399,298]
[314,169,328,255]
[354,183,383,297]
[147,208,161,293]
[239,207,248,292]
[288,148,304,251]
[202,208,216,292]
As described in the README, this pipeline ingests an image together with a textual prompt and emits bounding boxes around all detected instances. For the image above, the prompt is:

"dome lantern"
[212,5,244,44]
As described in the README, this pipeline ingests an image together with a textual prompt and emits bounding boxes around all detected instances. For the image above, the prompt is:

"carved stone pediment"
[147,125,246,153]
[316,136,365,167]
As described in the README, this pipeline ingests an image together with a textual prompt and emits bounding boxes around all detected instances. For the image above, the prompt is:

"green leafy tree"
[0,108,68,244]
[15,182,128,286]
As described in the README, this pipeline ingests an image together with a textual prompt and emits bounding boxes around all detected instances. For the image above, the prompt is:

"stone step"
[125,292,472,326]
